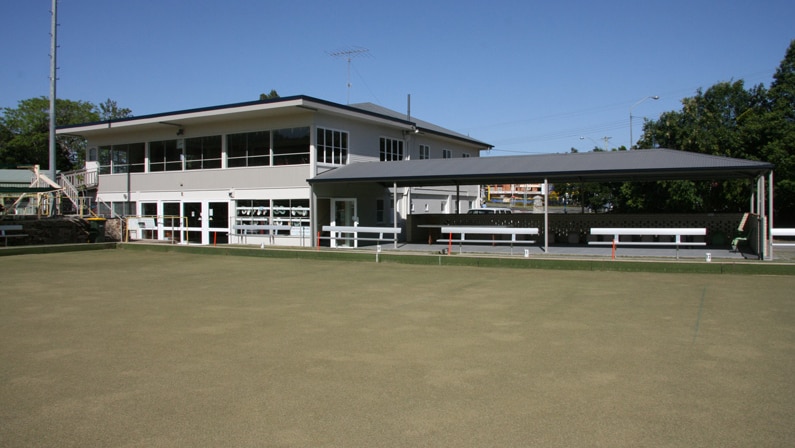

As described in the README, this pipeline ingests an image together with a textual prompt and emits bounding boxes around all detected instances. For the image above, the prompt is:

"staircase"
[57,168,98,217]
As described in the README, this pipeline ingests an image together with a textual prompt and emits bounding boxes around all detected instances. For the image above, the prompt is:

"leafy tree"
[98,98,133,121]
[624,40,795,218]
[0,97,131,172]
[259,90,280,100]
[762,40,795,220]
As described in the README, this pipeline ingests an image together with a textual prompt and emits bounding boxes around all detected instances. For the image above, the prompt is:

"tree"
[259,90,280,100]
[762,40,795,220]
[98,98,133,121]
[624,41,795,218]
[0,97,131,172]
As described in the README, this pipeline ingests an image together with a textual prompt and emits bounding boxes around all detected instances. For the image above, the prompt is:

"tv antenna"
[328,47,370,104]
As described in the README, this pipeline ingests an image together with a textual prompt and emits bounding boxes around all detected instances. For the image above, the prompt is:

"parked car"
[467,208,512,215]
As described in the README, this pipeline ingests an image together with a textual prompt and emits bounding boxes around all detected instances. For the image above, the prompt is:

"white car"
[467,208,512,215]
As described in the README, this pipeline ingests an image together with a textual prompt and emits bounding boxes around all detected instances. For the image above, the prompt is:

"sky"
[1,0,793,155]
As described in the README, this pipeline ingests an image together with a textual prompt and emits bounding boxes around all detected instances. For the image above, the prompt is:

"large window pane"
[228,131,270,167]
[150,140,181,172]
[273,127,310,165]
[128,143,145,173]
[185,135,222,170]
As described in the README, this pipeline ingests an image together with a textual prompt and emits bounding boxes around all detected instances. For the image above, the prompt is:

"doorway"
[331,199,356,248]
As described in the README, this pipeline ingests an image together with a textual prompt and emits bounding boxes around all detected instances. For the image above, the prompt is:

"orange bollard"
[611,238,616,260]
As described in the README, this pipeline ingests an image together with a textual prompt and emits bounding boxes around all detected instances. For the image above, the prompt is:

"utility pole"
[49,0,58,183]
[328,47,369,104]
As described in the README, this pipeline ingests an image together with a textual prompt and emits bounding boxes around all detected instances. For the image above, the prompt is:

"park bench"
[0,224,27,246]
[438,226,539,254]
[233,224,293,244]
[589,227,706,258]
[770,228,795,247]
[321,225,402,248]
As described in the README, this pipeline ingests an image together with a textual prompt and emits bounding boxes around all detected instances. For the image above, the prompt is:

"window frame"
[380,137,404,161]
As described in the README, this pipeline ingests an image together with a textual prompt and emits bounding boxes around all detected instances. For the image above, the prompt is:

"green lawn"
[2,250,794,447]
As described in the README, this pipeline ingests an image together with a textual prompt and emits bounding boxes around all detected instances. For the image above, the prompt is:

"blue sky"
[1,0,793,154]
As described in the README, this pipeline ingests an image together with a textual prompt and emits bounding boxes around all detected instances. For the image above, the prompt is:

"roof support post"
[759,175,767,260]
[456,183,460,214]
[393,181,398,249]
[544,178,549,254]
[769,170,775,260]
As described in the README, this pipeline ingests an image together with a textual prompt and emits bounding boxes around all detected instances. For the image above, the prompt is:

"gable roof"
[349,102,491,148]
[308,149,774,187]
[56,95,491,148]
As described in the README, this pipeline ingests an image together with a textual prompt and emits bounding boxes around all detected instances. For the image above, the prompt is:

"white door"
[331,199,356,248]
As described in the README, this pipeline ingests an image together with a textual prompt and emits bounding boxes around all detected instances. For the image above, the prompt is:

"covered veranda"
[308,149,778,260]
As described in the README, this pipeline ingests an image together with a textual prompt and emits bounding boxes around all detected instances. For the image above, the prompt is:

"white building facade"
[58,96,491,246]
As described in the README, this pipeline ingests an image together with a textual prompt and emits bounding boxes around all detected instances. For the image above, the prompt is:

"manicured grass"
[2,250,794,446]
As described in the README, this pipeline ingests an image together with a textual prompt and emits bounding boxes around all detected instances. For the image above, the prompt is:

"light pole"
[580,136,611,151]
[629,95,659,149]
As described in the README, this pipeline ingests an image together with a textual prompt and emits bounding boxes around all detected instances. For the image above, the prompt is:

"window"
[380,137,404,161]
[419,144,430,160]
[442,149,452,159]
[273,127,310,165]
[228,131,270,167]
[149,139,182,172]
[376,199,384,223]
[234,199,310,238]
[317,128,349,165]
[97,143,145,174]
[185,135,222,170]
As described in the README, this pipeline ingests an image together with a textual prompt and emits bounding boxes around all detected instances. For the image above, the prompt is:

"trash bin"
[87,218,106,243]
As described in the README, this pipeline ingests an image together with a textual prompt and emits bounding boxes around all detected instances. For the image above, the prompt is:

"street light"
[580,136,611,151]
[629,95,659,149]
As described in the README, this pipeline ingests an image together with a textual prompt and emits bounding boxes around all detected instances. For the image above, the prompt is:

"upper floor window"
[273,127,310,165]
[228,131,270,167]
[380,137,404,161]
[317,128,348,165]
[185,135,222,170]
[98,142,145,174]
[419,144,430,160]
[149,139,182,172]
[442,149,452,159]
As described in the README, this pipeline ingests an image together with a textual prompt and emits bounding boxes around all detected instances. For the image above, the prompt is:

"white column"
[544,178,549,253]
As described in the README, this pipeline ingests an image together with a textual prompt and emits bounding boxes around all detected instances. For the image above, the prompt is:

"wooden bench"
[589,227,706,258]
[438,226,539,254]
[0,224,27,246]
[233,224,293,244]
[771,228,795,247]
[321,225,402,248]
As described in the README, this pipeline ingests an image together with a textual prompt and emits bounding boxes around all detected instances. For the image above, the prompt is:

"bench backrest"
[590,227,706,236]
[441,226,539,235]
[322,226,402,235]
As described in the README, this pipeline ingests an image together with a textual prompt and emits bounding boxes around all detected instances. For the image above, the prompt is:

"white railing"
[60,168,98,189]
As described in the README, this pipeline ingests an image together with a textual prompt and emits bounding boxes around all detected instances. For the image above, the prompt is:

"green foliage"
[259,90,280,100]
[0,97,129,172]
[98,99,133,121]
[626,40,795,218]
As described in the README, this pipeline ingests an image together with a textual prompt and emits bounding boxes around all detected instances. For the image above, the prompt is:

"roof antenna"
[407,93,411,122]
[328,47,369,104]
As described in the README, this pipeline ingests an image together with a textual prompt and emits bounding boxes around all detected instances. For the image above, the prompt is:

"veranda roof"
[308,149,774,187]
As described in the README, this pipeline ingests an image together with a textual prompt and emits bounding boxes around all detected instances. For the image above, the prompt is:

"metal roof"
[56,95,491,149]
[308,149,774,187]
